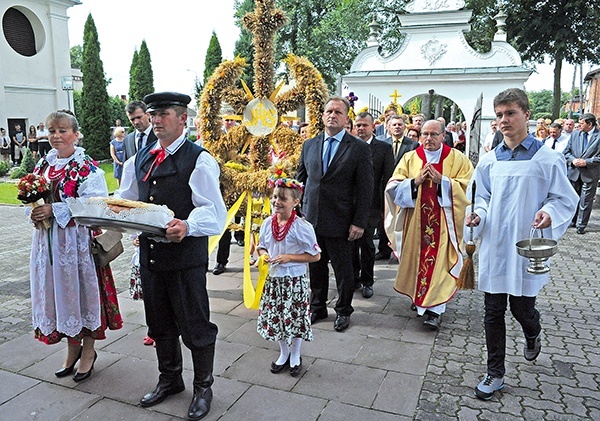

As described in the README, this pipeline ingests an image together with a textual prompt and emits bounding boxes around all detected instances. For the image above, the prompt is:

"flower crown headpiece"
[268,175,304,193]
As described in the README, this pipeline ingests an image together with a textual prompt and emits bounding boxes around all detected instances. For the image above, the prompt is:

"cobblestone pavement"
[0,202,599,420]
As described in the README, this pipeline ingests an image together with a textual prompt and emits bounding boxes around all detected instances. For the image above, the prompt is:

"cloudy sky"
[66,1,586,101]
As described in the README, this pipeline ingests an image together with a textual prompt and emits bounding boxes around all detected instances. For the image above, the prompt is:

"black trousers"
[484,293,540,378]
[38,141,52,157]
[140,265,218,351]
[376,217,393,256]
[570,177,598,229]
[352,216,378,287]
[309,235,355,317]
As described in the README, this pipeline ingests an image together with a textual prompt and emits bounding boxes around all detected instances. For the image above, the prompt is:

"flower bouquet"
[17,173,52,229]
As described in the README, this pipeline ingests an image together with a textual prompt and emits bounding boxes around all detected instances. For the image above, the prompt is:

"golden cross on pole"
[389,89,402,104]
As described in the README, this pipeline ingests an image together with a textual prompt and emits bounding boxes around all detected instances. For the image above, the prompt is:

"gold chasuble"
[385,145,473,308]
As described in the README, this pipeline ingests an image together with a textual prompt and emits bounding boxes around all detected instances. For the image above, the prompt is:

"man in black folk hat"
[116,91,226,420]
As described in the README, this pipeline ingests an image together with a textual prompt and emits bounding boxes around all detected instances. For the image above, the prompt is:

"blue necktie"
[323,137,334,173]
[583,131,588,150]
[137,132,145,151]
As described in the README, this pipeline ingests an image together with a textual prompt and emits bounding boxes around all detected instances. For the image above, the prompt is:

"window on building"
[3,8,36,57]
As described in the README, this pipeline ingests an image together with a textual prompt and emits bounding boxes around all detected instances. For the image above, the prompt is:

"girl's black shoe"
[270,355,290,374]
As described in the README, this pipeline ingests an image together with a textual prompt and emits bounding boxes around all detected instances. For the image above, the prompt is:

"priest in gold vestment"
[384,120,473,329]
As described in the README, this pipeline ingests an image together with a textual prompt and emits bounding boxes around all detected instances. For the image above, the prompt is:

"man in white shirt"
[36,122,50,157]
[544,122,568,153]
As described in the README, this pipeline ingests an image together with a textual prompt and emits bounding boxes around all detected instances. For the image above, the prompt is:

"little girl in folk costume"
[256,177,321,377]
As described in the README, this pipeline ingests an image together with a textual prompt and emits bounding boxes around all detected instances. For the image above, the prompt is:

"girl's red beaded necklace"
[271,211,296,242]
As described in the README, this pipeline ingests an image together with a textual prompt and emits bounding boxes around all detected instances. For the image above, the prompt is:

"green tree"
[136,40,154,99]
[203,31,223,86]
[274,0,373,91]
[70,45,83,69]
[108,96,129,130]
[81,13,111,160]
[507,0,600,119]
[234,0,256,94]
[128,49,140,101]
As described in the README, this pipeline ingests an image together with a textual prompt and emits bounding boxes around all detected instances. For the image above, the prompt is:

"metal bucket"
[515,228,558,274]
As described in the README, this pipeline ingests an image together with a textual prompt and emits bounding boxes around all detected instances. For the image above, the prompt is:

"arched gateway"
[342,0,532,151]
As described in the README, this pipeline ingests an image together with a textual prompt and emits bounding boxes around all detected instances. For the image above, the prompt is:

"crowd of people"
[0,122,49,166]
[20,86,599,421]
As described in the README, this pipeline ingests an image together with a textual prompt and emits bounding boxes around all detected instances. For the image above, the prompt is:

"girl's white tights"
[290,337,302,367]
[275,340,290,365]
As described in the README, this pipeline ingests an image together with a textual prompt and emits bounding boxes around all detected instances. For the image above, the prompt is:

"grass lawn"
[0,161,118,205]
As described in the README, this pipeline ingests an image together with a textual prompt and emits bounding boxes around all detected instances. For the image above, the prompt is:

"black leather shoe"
[212,263,226,275]
[334,315,350,332]
[362,285,374,298]
[188,386,213,420]
[73,351,97,382]
[423,312,442,330]
[55,347,82,378]
[569,222,577,228]
[270,356,290,374]
[140,377,185,407]
[236,239,245,247]
[576,227,586,234]
[310,310,327,324]
[410,303,417,311]
[290,358,303,377]
[374,251,391,261]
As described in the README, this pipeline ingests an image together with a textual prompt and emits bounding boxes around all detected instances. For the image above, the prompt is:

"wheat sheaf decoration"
[199,0,328,206]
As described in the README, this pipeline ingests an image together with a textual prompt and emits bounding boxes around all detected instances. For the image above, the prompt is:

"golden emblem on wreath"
[243,98,278,136]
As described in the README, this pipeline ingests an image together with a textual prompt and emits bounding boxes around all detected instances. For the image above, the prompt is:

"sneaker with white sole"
[524,332,542,361]
[474,374,504,400]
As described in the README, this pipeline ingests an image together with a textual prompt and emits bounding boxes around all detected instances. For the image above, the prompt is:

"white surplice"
[467,145,578,296]
[30,147,108,337]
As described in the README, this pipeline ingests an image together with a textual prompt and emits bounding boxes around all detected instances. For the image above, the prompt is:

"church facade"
[0,0,79,140]
[342,0,531,144]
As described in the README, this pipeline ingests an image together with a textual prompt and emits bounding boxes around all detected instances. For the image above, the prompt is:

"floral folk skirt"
[257,274,313,345]
[35,264,123,344]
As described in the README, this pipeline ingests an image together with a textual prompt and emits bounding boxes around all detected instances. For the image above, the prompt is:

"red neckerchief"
[142,147,166,181]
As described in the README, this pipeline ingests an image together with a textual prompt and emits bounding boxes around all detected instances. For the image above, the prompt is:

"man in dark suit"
[351,112,394,298]
[375,115,418,260]
[374,106,398,139]
[123,100,157,161]
[563,113,600,234]
[297,97,374,332]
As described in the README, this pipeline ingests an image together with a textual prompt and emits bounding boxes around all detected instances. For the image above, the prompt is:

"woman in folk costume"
[28,110,122,382]
[384,119,473,329]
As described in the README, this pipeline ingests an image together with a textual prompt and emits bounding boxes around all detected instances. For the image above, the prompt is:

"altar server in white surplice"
[466,88,578,401]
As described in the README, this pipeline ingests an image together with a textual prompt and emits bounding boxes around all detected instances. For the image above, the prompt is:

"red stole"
[413,145,451,305]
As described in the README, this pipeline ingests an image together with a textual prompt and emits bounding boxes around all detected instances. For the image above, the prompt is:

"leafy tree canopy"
[70,45,83,69]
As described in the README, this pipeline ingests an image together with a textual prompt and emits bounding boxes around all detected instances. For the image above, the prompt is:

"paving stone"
[72,397,174,420]
[293,359,386,407]
[0,370,39,405]
[320,400,410,420]
[219,384,327,421]
[0,382,100,420]
[372,371,423,416]
[220,346,304,391]
[353,336,431,375]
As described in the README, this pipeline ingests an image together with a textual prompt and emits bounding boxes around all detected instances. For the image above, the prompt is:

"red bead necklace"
[271,211,296,242]
[47,166,66,181]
